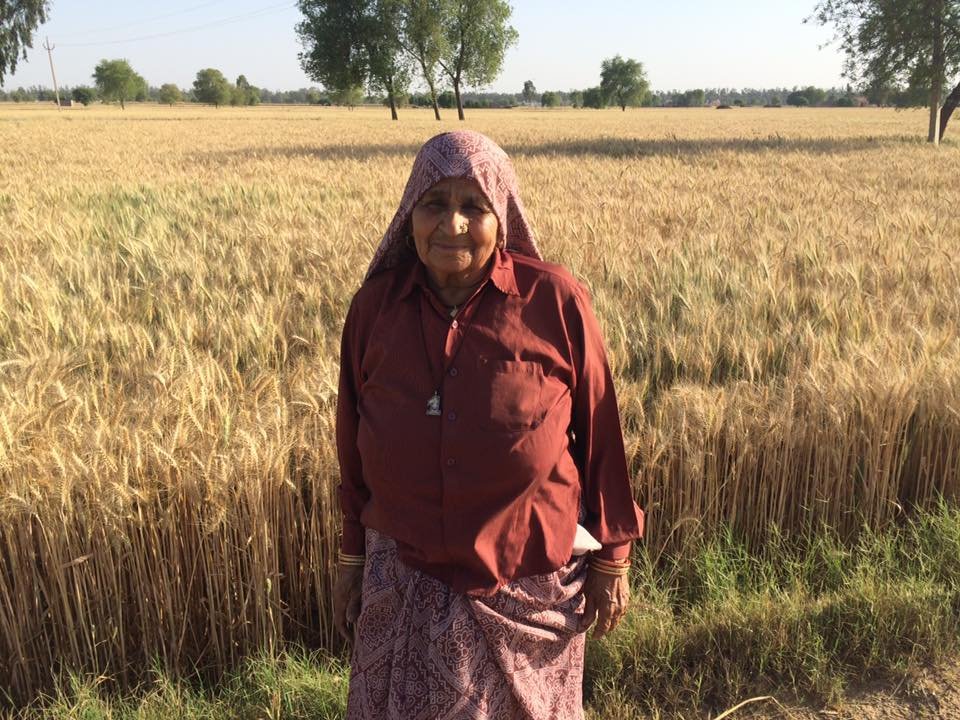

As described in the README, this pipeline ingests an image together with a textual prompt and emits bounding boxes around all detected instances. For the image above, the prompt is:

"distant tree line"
[0,59,266,107]
[0,55,935,116]
[3,0,958,138]
[0,78,928,111]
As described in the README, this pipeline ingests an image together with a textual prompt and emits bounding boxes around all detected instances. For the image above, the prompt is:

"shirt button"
[446,458,456,467]
[451,320,459,329]
[449,368,458,377]
[447,411,457,421]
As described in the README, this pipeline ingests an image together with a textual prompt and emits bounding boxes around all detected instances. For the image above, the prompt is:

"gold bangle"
[590,560,630,570]
[590,557,631,570]
[338,551,366,566]
[589,565,630,577]
[589,558,630,573]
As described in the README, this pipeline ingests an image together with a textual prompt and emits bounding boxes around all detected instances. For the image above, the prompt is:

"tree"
[329,84,364,106]
[158,83,182,106]
[582,85,605,109]
[670,88,705,106]
[438,88,455,107]
[92,59,144,110]
[811,0,960,142]
[437,0,518,120]
[0,0,49,85]
[540,90,559,107]
[399,0,448,120]
[133,75,148,102]
[522,79,537,105]
[787,89,810,106]
[802,84,827,105]
[193,68,232,107]
[600,55,649,110]
[70,86,96,106]
[297,0,410,121]
[230,75,260,106]
[569,89,584,108]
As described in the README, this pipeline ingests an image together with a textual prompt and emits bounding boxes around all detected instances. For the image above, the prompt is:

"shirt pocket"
[478,358,545,432]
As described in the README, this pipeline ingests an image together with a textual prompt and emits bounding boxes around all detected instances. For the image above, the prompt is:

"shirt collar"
[398,248,520,300]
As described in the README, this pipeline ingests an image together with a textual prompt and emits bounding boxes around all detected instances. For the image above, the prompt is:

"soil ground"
[733,659,960,720]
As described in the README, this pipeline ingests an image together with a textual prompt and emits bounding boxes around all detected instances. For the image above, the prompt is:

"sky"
[4,0,849,94]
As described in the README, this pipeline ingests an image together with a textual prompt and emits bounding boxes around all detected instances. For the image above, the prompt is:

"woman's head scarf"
[366,130,541,280]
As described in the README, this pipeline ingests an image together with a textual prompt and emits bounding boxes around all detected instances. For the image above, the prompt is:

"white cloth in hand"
[571,524,602,556]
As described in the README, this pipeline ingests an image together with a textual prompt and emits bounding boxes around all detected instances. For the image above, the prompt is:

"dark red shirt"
[337,249,644,596]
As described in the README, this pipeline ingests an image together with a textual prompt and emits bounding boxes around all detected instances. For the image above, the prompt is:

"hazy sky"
[4,0,848,93]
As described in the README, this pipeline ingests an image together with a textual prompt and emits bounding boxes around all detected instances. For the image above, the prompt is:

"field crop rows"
[0,104,958,702]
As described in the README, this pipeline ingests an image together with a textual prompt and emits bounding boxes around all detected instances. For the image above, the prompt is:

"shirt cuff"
[340,518,366,555]
[595,540,631,561]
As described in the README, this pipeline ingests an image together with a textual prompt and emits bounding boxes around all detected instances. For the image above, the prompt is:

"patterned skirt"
[346,529,588,720]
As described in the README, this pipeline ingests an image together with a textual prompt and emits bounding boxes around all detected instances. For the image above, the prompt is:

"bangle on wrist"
[338,551,366,566]
[590,556,631,568]
[588,563,630,577]
[589,555,631,576]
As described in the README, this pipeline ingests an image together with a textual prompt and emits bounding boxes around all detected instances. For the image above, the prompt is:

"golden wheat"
[0,103,958,702]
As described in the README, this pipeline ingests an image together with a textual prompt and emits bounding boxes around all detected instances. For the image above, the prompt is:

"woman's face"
[411,177,500,284]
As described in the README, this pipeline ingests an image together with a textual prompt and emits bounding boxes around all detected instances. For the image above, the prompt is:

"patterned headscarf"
[365,130,541,280]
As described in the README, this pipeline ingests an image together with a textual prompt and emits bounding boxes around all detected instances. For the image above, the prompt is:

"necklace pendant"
[425,390,442,416]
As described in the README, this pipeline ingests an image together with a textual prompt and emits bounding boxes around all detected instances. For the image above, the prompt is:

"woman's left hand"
[579,569,630,638]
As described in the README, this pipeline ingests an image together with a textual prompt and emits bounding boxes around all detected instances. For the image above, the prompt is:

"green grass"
[4,652,349,720]
[10,501,960,719]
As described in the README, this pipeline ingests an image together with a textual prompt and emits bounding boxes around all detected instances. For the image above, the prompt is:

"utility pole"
[43,37,61,110]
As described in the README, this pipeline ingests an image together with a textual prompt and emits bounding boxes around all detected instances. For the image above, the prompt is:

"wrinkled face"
[411,177,500,282]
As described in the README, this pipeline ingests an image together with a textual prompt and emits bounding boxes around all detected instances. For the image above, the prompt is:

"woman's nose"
[441,207,469,236]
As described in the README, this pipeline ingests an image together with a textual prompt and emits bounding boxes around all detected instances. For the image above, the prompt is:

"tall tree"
[599,55,649,111]
[437,0,518,120]
[92,59,144,110]
[233,74,260,105]
[399,0,447,120]
[193,68,232,107]
[522,79,537,105]
[0,0,49,85]
[811,0,960,142]
[364,0,410,119]
[297,0,410,120]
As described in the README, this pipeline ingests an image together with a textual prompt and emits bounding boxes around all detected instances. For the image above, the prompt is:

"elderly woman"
[335,130,644,719]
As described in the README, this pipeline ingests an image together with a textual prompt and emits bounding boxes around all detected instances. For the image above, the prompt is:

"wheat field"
[1,103,959,703]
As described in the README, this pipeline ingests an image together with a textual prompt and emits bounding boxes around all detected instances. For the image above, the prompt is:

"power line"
[57,2,297,48]
[57,0,233,40]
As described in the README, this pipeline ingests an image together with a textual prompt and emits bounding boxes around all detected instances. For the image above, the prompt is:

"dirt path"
[729,659,960,719]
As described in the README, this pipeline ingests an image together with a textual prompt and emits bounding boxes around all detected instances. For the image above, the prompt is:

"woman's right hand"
[333,563,365,643]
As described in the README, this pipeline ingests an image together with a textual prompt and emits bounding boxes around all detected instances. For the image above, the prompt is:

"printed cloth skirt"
[346,529,588,720]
